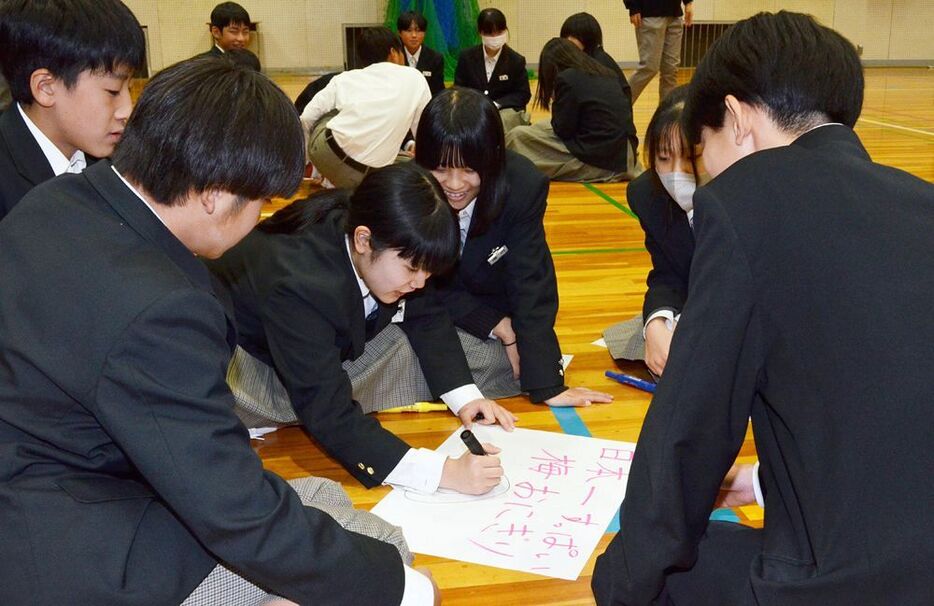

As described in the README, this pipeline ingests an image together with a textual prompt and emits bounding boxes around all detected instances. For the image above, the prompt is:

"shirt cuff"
[383,447,446,493]
[401,564,436,606]
[440,383,484,415]
[643,308,677,338]
[752,460,765,508]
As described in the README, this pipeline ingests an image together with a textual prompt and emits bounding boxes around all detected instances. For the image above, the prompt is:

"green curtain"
[385,0,481,81]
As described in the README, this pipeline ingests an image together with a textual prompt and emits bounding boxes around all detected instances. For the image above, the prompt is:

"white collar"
[18,102,86,176]
[458,199,477,222]
[405,46,422,66]
[110,165,171,229]
[214,43,226,53]
[344,235,370,301]
[803,122,844,134]
[484,48,503,65]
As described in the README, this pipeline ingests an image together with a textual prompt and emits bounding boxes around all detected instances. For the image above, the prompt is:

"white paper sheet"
[371,426,635,580]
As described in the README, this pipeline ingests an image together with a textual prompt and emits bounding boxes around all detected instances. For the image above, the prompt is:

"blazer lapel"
[0,107,56,187]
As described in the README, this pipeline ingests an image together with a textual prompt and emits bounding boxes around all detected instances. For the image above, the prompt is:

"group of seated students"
[0,0,932,605]
[294,7,642,188]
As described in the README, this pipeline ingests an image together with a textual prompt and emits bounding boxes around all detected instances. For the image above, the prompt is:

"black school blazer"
[208,206,474,487]
[454,44,531,110]
[434,152,566,401]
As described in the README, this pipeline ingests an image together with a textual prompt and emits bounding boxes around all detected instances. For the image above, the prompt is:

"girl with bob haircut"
[416,87,613,407]
[506,37,640,182]
[453,7,531,133]
[602,85,704,376]
[209,162,515,496]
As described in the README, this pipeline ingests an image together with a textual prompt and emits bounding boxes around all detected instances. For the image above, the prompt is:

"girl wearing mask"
[606,85,703,375]
[453,7,531,133]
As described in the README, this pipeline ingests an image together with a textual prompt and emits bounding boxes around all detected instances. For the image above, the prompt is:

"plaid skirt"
[228,325,522,428]
[603,313,647,361]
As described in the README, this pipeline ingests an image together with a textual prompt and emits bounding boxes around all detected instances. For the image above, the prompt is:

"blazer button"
[358,463,365,470]
[367,467,375,475]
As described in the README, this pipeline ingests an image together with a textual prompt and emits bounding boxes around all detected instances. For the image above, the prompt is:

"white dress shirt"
[343,238,482,493]
[456,199,476,255]
[483,48,502,83]
[18,103,87,176]
[301,62,430,167]
[405,46,422,68]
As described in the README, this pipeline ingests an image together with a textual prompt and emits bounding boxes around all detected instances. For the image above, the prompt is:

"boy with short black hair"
[0,0,145,221]
[592,11,934,606]
[207,1,253,55]
[397,10,445,96]
[301,26,431,189]
[0,55,435,605]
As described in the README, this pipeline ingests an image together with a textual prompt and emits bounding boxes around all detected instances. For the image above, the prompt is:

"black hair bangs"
[113,58,304,206]
[0,0,145,103]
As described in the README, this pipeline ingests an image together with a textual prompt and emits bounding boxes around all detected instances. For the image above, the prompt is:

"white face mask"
[658,172,696,214]
[482,31,509,52]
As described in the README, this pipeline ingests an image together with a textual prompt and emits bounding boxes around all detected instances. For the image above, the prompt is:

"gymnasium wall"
[123,0,934,74]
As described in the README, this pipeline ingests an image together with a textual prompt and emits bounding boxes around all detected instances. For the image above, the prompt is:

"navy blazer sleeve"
[419,47,445,96]
[627,174,694,321]
[400,287,475,398]
[97,289,405,604]
[550,74,580,142]
[592,190,761,605]
[261,278,410,488]
[495,50,532,110]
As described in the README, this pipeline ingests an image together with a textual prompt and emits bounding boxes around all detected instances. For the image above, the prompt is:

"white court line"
[858,117,934,137]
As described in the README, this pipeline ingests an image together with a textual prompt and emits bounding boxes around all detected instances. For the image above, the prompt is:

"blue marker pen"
[605,370,656,393]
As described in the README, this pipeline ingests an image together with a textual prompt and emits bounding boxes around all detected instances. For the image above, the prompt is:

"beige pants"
[629,16,684,103]
[506,120,642,182]
[499,106,531,135]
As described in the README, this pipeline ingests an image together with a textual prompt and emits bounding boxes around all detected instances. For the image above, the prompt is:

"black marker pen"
[460,429,487,456]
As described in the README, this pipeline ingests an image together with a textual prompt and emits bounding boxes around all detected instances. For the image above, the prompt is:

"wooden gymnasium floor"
[246,67,932,605]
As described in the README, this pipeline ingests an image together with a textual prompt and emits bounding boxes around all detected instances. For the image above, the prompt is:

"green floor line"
[552,247,646,256]
[582,183,638,220]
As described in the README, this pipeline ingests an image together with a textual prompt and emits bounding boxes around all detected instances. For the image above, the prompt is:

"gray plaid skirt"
[603,313,647,361]
[228,325,522,428]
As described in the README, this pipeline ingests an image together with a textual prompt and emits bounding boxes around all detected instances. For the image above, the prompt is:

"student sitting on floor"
[507,37,640,183]
[592,11,934,606]
[560,12,633,107]
[208,162,514,496]
[199,1,256,64]
[416,88,614,408]
[0,0,144,221]
[601,85,699,373]
[300,27,430,189]
[454,8,531,134]
[398,10,445,96]
[0,54,437,606]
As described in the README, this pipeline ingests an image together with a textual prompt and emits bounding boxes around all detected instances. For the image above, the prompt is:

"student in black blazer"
[398,11,445,96]
[454,8,531,132]
[0,0,144,220]
[560,12,633,105]
[507,38,640,182]
[593,12,934,605]
[416,87,613,407]
[208,163,513,495]
[0,57,421,606]
[622,86,698,375]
